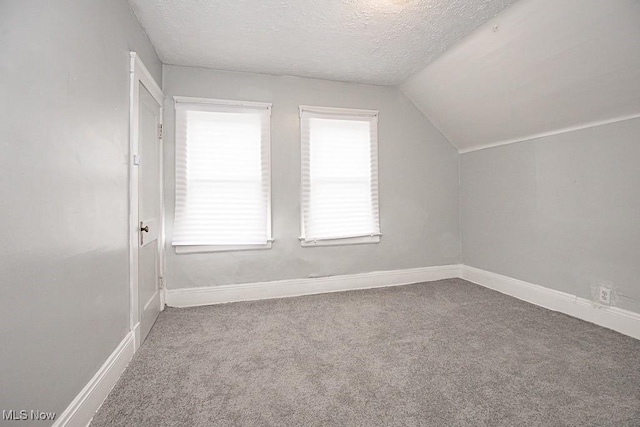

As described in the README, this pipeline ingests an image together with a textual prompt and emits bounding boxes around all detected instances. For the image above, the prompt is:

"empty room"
[1,0,639,426]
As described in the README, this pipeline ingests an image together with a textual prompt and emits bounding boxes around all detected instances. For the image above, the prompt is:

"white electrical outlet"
[599,286,611,304]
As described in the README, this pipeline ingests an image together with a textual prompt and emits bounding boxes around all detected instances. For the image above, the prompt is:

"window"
[172,97,272,253]
[299,105,381,246]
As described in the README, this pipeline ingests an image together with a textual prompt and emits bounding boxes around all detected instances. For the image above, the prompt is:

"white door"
[137,83,162,345]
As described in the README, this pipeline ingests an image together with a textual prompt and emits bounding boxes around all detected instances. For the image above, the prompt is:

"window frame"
[173,96,273,254]
[298,105,381,247]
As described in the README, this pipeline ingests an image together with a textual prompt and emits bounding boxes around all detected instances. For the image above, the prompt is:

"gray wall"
[0,0,161,420]
[163,65,460,288]
[461,118,640,313]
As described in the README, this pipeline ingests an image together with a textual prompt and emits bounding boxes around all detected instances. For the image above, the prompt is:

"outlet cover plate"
[599,286,611,304]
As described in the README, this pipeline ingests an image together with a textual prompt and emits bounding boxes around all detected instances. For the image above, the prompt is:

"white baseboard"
[165,265,640,341]
[53,333,134,427]
[166,264,462,308]
[132,322,141,352]
[461,265,640,341]
[54,263,639,427]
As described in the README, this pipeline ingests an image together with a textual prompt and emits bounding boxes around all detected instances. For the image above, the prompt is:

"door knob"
[139,221,149,245]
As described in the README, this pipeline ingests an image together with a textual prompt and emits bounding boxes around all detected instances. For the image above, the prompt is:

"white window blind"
[300,106,380,244]
[173,98,271,248]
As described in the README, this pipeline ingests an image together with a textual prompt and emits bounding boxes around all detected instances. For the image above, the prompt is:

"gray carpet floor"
[91,279,640,426]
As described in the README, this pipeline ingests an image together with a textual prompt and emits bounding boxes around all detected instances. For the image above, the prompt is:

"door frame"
[129,52,165,352]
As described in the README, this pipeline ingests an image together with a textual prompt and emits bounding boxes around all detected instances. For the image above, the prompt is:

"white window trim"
[298,105,382,247]
[299,105,380,117]
[299,235,380,247]
[173,96,273,254]
[174,96,272,109]
[175,241,273,254]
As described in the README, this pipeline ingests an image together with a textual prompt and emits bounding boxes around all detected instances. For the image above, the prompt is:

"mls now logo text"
[3,410,56,421]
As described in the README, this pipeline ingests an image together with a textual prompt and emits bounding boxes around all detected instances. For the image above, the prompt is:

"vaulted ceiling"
[128,0,517,86]
[401,0,640,152]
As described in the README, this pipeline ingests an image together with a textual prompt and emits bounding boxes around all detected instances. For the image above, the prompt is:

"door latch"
[140,221,149,245]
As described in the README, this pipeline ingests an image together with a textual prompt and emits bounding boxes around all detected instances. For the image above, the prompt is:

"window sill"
[174,242,273,254]
[300,235,380,247]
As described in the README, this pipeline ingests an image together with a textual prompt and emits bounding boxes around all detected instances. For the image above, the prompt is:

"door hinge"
[159,277,165,290]
[158,123,163,139]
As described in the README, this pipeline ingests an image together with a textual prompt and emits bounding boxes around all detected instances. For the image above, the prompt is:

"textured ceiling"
[128,0,518,85]
[402,0,640,152]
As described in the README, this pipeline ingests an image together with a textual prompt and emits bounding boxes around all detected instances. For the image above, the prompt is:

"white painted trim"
[175,242,273,254]
[300,235,380,247]
[53,264,639,427]
[173,96,272,109]
[165,264,640,341]
[53,333,134,427]
[128,53,140,350]
[157,69,167,314]
[298,109,380,244]
[461,265,640,340]
[459,112,640,154]
[131,322,141,351]
[171,96,273,248]
[129,52,165,352]
[299,105,378,117]
[166,265,462,307]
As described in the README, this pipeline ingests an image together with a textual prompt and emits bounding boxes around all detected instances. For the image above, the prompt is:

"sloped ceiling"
[127,0,517,86]
[401,0,640,152]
